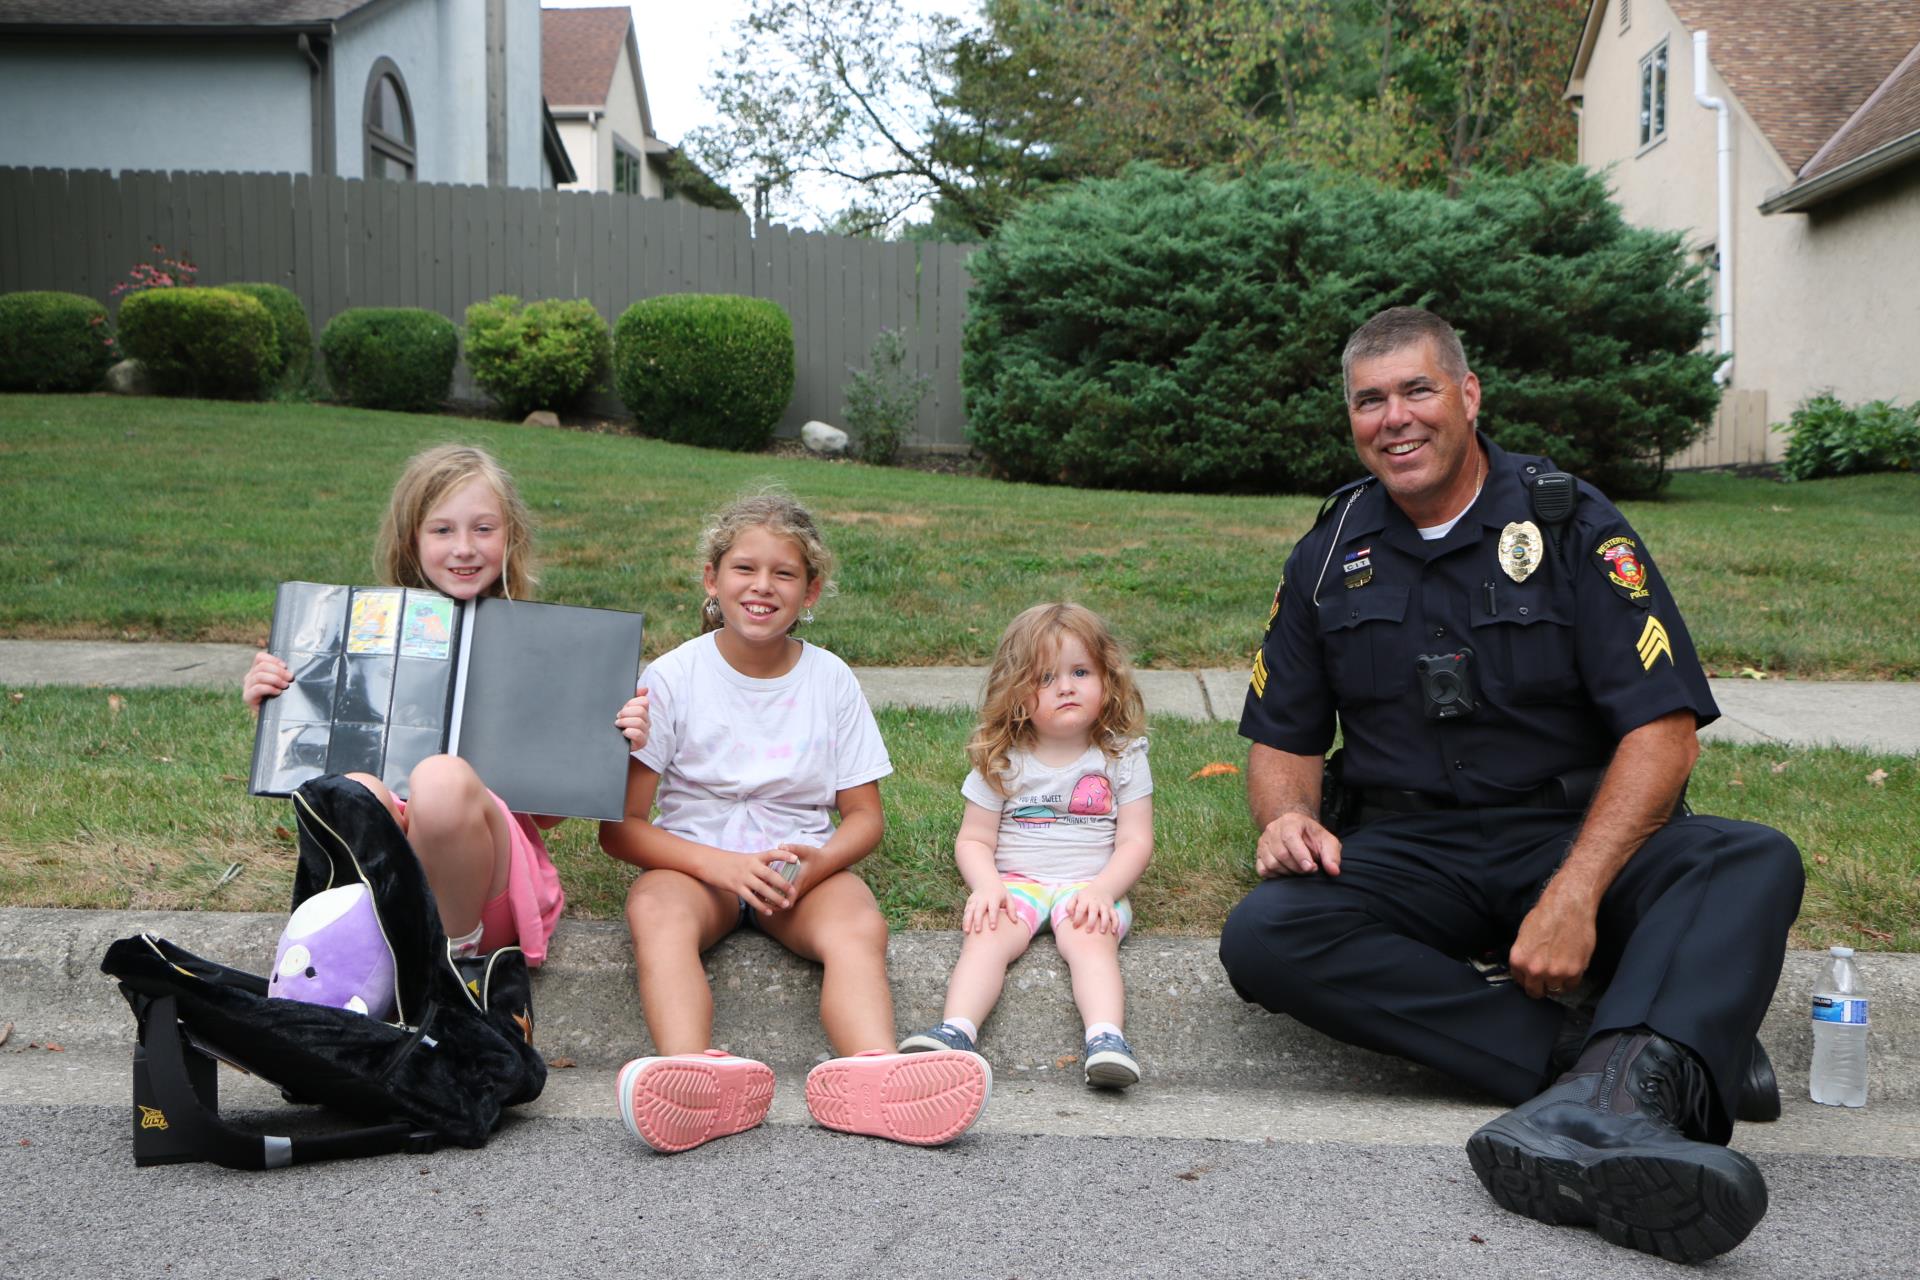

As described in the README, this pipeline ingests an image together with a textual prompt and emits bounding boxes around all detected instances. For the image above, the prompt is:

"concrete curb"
[5,907,1914,1101]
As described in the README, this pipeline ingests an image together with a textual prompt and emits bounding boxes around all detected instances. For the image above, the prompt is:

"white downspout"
[1693,30,1733,385]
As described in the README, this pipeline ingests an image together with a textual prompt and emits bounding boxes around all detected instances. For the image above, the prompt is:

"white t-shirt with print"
[635,632,893,852]
[961,737,1151,883]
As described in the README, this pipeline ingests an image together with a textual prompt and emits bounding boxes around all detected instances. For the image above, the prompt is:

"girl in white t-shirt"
[901,602,1154,1089]
[601,487,990,1153]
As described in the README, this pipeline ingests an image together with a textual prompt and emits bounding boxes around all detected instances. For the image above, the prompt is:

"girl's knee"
[342,772,403,825]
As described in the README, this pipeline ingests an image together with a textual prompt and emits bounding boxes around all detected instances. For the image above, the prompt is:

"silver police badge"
[1499,521,1543,583]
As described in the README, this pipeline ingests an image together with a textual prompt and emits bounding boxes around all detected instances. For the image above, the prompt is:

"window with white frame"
[364,58,417,181]
[613,141,642,195]
[1639,40,1668,149]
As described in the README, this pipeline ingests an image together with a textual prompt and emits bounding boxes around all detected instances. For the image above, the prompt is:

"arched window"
[363,58,416,180]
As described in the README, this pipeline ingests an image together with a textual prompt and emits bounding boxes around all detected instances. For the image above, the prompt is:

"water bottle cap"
[1831,945,1855,957]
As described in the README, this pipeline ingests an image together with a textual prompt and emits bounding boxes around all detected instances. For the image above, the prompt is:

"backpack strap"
[135,994,439,1170]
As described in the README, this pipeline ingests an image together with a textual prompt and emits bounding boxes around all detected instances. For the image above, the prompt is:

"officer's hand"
[1255,810,1342,878]
[1509,887,1597,1000]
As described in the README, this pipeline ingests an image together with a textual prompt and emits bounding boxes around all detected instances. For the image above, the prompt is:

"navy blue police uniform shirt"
[1240,435,1718,804]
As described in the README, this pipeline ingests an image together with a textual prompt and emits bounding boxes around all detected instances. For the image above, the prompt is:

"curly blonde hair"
[697,485,837,634]
[375,444,537,599]
[967,602,1145,796]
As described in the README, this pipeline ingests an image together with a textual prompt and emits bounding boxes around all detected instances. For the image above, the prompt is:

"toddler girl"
[243,443,649,965]
[901,602,1153,1088]
[602,486,990,1153]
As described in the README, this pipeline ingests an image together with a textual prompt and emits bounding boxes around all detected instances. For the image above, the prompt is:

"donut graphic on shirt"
[1069,773,1114,815]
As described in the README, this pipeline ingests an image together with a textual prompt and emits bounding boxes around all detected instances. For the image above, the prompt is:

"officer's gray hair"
[1341,307,1470,402]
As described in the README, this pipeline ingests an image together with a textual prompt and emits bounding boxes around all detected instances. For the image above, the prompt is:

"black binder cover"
[249,582,644,821]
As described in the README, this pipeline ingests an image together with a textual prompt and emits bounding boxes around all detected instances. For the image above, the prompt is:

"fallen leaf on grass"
[1770,760,1790,774]
[1814,853,1829,866]
[108,693,127,716]
[1737,667,1770,680]
[1188,762,1241,779]
[1729,775,1744,787]
[1859,925,1895,943]
[273,826,294,842]
[7,691,23,703]
[220,774,243,783]
[546,1056,578,1070]
[1867,769,1889,787]
[155,755,173,764]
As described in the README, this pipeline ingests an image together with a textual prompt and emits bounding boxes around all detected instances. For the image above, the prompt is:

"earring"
[702,595,722,626]
[800,606,815,625]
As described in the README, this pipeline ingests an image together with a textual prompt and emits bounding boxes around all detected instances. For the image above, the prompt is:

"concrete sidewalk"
[5,638,1920,751]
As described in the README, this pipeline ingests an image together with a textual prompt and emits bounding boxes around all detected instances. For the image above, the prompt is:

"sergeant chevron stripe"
[1251,649,1269,697]
[1637,615,1673,670]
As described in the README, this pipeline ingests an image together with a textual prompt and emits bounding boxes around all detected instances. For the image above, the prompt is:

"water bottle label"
[1812,996,1868,1025]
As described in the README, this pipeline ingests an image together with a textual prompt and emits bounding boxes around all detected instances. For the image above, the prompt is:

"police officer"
[1218,307,1804,1265]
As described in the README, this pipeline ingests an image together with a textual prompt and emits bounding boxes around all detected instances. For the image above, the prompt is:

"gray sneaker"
[898,1023,977,1054]
[1084,1031,1140,1089]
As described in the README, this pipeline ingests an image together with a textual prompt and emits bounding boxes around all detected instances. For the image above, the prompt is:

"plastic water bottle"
[1810,945,1868,1107]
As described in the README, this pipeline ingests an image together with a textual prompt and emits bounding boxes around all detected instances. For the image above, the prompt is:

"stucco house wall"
[1574,0,1920,460]
[0,37,312,176]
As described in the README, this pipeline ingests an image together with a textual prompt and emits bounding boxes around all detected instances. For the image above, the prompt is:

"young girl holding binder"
[242,443,649,966]
[602,487,990,1153]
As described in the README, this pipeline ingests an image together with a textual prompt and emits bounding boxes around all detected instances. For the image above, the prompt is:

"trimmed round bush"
[613,294,794,450]
[0,290,115,392]
[964,163,1721,496]
[465,294,611,418]
[223,282,311,386]
[320,307,459,412]
[117,287,276,399]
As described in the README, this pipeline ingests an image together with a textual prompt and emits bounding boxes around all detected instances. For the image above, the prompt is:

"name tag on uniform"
[1343,547,1373,589]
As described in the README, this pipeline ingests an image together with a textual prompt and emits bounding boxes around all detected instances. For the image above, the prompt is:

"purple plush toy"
[268,882,396,1020]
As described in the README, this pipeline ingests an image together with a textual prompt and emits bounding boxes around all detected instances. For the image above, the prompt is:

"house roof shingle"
[1665,0,1920,174]
[541,6,630,110]
[1800,37,1920,179]
[0,1,369,26]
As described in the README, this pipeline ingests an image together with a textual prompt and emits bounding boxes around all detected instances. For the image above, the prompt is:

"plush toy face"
[268,883,396,1020]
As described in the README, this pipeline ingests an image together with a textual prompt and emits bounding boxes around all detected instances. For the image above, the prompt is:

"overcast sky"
[542,0,975,147]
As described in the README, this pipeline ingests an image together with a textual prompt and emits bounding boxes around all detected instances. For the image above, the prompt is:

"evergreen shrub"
[0,290,115,392]
[465,295,611,418]
[320,307,459,412]
[843,328,930,464]
[613,294,793,450]
[1776,393,1920,481]
[118,287,276,399]
[223,282,312,386]
[964,164,1721,496]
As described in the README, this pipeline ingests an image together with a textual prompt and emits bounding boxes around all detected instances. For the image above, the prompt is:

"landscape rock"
[522,410,561,428]
[800,420,849,455]
[105,359,151,396]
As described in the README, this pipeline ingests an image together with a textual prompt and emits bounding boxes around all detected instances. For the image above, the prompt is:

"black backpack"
[100,773,547,1169]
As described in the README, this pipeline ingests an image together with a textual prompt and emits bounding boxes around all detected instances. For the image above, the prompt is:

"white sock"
[942,1017,979,1042]
[1085,1022,1123,1044]
[448,920,484,959]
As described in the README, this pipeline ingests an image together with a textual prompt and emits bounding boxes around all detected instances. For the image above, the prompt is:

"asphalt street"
[8,1102,1919,1280]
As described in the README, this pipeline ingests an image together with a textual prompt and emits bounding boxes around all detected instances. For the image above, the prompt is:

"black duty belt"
[1356,770,1600,816]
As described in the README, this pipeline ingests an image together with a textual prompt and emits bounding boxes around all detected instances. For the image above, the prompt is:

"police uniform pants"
[1218,808,1803,1140]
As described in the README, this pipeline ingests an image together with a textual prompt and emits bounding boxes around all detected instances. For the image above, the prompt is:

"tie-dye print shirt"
[961,737,1151,882]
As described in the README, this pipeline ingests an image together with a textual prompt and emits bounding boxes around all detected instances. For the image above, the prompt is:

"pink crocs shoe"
[615,1050,776,1153]
[804,1049,992,1146]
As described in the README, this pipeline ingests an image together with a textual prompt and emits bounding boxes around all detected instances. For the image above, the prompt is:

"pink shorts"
[479,886,517,951]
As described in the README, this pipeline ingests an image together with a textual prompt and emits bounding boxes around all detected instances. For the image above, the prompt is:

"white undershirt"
[1417,453,1488,540]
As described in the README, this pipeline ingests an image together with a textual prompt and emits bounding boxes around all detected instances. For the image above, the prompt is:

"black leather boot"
[1549,1004,1781,1124]
[1468,1030,1768,1264]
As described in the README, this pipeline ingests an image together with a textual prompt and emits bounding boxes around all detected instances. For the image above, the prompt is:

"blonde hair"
[967,602,1146,796]
[697,484,837,634]
[375,444,537,599]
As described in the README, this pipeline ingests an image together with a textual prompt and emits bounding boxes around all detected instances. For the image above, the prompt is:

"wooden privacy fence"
[1672,388,1773,470]
[0,167,977,448]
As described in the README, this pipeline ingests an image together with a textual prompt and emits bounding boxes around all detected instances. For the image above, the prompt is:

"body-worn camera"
[1415,648,1477,720]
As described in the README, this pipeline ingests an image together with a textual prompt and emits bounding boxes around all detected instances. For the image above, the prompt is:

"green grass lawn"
[2,687,1913,949]
[4,393,1920,676]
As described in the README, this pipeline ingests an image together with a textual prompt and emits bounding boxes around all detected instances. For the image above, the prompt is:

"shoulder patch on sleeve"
[1593,535,1652,606]
[1265,577,1283,627]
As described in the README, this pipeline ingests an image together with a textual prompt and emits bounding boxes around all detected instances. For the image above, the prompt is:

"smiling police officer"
[1218,307,1804,1265]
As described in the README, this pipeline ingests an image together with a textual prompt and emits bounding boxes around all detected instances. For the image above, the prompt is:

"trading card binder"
[248,582,644,820]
